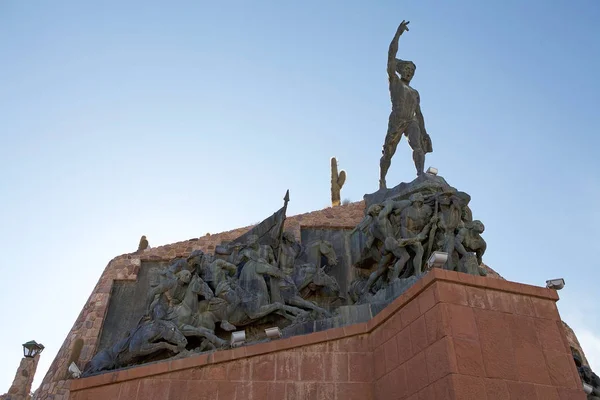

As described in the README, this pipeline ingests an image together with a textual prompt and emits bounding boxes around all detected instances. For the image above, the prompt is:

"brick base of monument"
[68,269,586,400]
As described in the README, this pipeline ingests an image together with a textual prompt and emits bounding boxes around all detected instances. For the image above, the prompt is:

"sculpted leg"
[136,342,180,356]
[380,130,402,189]
[246,303,304,322]
[406,120,425,176]
[443,235,456,270]
[285,296,331,317]
[363,252,394,294]
[179,325,227,348]
[412,243,425,276]
[280,304,307,316]
[389,248,411,281]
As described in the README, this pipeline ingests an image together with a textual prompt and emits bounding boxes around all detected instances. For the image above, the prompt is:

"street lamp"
[22,341,44,358]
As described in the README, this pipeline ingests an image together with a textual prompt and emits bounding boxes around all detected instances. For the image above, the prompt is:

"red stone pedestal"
[68,269,586,400]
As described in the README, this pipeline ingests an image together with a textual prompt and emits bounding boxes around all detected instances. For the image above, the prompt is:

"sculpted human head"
[471,220,485,234]
[282,231,295,244]
[177,270,192,284]
[409,192,424,206]
[367,204,383,217]
[396,59,416,83]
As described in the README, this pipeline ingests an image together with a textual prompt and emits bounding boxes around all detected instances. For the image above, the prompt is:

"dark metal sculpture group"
[573,351,600,400]
[84,193,344,375]
[349,181,487,304]
[84,20,491,376]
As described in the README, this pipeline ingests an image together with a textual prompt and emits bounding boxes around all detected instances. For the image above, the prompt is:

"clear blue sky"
[1,0,599,392]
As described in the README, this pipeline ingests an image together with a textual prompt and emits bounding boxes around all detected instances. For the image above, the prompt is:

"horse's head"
[154,320,187,350]
[313,268,340,294]
[319,241,338,267]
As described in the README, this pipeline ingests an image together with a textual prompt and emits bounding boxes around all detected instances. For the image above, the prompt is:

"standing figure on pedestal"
[437,191,464,270]
[380,20,433,189]
[398,193,434,276]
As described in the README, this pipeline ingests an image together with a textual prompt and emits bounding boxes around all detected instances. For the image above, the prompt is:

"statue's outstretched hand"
[399,20,410,34]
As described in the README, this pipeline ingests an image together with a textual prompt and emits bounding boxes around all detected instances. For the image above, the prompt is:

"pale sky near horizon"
[1,0,599,392]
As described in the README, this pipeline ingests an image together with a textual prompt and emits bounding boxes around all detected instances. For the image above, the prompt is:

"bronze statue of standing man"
[379,20,433,189]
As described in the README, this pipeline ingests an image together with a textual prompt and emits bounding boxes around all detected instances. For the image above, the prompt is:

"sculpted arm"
[255,262,285,278]
[454,227,468,256]
[213,259,237,276]
[234,249,249,265]
[388,21,410,82]
[416,103,426,135]
[416,215,437,241]
[416,103,433,153]
[379,199,410,220]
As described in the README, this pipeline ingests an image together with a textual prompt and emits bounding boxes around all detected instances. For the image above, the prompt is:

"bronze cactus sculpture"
[331,157,346,207]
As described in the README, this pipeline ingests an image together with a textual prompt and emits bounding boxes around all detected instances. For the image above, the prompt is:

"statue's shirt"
[390,79,419,123]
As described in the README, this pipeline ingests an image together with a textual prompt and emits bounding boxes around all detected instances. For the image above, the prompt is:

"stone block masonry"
[67,269,586,400]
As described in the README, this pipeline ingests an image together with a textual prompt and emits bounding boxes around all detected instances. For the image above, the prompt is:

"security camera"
[545,278,565,290]
[68,362,82,379]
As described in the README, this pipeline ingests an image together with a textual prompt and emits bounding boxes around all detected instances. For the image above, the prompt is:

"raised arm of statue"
[388,20,410,82]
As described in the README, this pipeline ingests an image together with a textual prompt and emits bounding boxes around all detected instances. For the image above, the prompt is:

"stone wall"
[563,321,590,366]
[67,269,586,400]
[1,355,39,400]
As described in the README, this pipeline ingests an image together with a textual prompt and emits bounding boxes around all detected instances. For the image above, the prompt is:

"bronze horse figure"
[166,273,228,349]
[293,239,343,306]
[206,259,307,329]
[83,319,187,376]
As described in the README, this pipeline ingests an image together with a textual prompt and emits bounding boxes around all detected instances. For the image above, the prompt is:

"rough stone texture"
[481,262,503,279]
[1,355,40,400]
[564,321,590,366]
[66,269,586,400]
[33,201,589,399]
